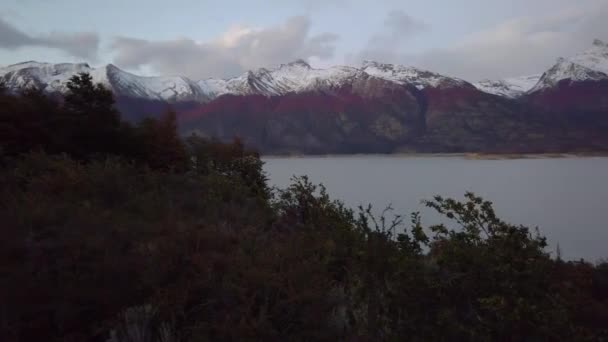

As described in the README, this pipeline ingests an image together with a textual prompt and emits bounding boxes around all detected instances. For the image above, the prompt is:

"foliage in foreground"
[1,74,608,341]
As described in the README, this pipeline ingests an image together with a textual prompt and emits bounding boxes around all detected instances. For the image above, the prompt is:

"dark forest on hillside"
[1,74,608,341]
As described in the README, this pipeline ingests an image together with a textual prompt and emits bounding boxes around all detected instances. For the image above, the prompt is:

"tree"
[185,134,269,197]
[63,72,121,157]
[64,73,117,121]
[417,193,565,340]
[133,108,187,171]
[154,108,187,170]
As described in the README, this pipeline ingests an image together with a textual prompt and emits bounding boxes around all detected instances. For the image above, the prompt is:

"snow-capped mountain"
[103,64,211,102]
[1,59,472,102]
[197,60,365,97]
[199,60,475,98]
[0,61,211,102]
[361,61,471,90]
[0,61,96,93]
[528,58,608,93]
[3,40,608,155]
[529,39,608,93]
[3,39,607,102]
[569,39,608,74]
[474,74,541,98]
[527,39,608,93]
[476,39,608,97]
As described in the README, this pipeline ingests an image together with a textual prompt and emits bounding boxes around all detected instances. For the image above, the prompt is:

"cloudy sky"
[1,0,607,81]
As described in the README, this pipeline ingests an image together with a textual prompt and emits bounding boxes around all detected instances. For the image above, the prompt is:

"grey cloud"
[411,3,608,81]
[37,32,99,59]
[357,2,608,81]
[111,16,338,79]
[270,0,347,11]
[0,17,33,47]
[0,17,99,59]
[383,9,426,36]
[356,9,427,63]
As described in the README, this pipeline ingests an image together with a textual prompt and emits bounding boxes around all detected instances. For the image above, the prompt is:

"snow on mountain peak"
[476,40,608,96]
[0,61,96,93]
[196,62,364,97]
[0,58,480,102]
[361,60,469,89]
[474,74,542,98]
[527,40,608,92]
[4,39,607,102]
[0,62,211,102]
[103,65,211,102]
[361,60,381,69]
[529,59,608,92]
[568,39,608,74]
[283,59,311,68]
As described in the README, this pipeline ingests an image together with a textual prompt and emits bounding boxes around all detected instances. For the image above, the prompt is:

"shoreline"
[261,152,608,160]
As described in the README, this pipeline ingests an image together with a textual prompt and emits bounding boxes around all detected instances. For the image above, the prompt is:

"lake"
[263,155,608,262]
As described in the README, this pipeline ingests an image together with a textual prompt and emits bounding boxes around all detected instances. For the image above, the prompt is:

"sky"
[1,0,607,81]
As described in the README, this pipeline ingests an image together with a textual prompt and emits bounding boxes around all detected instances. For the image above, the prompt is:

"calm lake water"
[263,155,608,262]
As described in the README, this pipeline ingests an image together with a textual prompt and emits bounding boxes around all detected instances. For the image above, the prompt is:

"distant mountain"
[2,40,608,154]
[0,59,467,100]
[529,58,608,93]
[361,60,472,90]
[474,75,541,98]
[523,40,608,118]
[197,60,372,97]
[3,39,608,102]
[0,61,211,102]
[475,39,608,97]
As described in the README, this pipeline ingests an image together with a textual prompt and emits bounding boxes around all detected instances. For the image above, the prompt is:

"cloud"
[399,2,608,81]
[411,4,606,80]
[0,17,99,59]
[268,0,347,12]
[383,9,426,36]
[0,17,31,48]
[355,9,427,63]
[111,16,338,79]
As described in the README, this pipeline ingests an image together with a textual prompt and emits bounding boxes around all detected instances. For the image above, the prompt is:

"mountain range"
[2,39,608,154]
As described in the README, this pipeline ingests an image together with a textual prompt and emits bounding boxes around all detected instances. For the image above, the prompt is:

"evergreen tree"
[64,73,117,121]
[63,72,121,157]
[134,108,187,170]
[154,108,187,170]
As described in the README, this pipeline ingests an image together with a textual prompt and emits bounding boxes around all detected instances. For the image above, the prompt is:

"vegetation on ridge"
[1,74,607,341]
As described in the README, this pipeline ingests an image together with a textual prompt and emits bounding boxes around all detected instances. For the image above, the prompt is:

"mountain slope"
[3,40,608,102]
[569,39,608,74]
[474,74,541,98]
[476,39,608,97]
[104,64,211,102]
[2,40,608,154]
[529,58,608,93]
[534,39,608,90]
[1,59,479,101]
[0,61,96,93]
[361,61,472,90]
[182,76,426,154]
[523,40,608,119]
[0,62,211,102]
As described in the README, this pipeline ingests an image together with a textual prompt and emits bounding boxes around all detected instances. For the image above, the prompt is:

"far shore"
[262,152,608,160]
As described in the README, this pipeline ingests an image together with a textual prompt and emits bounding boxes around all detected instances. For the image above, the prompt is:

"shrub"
[1,73,607,341]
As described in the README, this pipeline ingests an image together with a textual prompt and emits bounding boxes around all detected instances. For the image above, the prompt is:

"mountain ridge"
[477,39,608,97]
[2,39,607,101]
[2,40,608,154]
